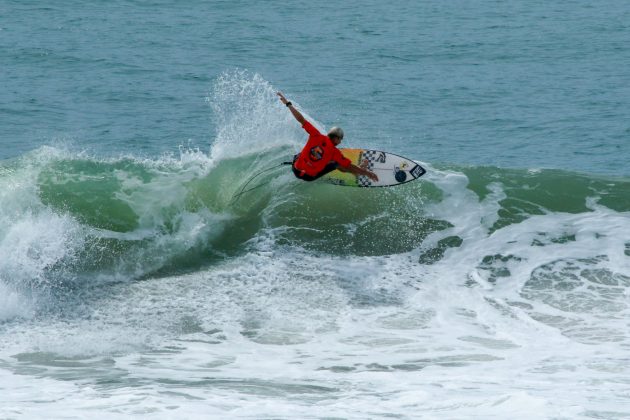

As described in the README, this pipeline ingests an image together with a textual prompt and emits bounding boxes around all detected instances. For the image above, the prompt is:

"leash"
[230,161,293,204]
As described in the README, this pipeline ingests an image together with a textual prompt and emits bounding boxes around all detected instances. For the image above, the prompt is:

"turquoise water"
[2,1,630,419]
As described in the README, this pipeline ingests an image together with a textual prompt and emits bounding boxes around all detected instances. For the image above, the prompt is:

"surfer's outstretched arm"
[277,92,306,125]
[337,164,378,181]
[345,164,379,182]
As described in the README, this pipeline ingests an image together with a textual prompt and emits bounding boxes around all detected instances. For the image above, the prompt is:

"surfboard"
[322,148,426,187]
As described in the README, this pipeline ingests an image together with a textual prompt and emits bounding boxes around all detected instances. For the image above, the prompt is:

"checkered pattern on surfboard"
[357,150,378,187]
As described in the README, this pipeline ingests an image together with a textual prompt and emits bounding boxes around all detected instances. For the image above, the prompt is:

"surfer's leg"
[292,165,318,181]
[308,162,340,181]
[292,161,338,182]
[292,154,319,181]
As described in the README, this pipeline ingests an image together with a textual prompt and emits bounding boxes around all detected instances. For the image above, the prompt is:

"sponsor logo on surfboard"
[410,165,425,178]
[394,168,407,182]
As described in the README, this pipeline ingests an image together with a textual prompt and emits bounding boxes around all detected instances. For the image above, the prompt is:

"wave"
[2,145,628,276]
[1,71,629,321]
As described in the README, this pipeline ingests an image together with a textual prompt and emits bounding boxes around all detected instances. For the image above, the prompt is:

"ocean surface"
[2,1,630,418]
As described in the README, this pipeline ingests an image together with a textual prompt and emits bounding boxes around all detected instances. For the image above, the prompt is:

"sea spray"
[208,70,303,161]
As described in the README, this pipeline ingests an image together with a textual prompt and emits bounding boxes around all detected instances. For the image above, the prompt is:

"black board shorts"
[292,159,340,182]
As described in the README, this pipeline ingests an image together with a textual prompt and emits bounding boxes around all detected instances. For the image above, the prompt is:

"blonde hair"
[327,126,344,140]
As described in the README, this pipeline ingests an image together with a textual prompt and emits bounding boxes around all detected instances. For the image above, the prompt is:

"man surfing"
[277,92,378,183]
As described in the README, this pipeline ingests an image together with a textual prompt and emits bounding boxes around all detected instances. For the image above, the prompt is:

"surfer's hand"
[277,92,288,105]
[348,163,378,182]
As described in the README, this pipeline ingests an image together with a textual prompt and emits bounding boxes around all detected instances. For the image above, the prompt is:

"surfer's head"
[328,127,344,145]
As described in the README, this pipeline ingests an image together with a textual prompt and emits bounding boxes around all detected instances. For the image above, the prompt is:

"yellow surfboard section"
[324,148,363,187]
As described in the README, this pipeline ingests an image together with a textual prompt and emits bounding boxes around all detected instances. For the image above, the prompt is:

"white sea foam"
[0,282,32,321]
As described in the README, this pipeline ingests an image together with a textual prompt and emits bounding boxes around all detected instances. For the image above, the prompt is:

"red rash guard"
[293,121,351,176]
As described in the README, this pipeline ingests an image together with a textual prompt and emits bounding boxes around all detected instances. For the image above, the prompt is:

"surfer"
[277,92,378,182]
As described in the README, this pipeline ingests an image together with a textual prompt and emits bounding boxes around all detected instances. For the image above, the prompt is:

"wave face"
[2,72,630,418]
[4,142,628,305]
